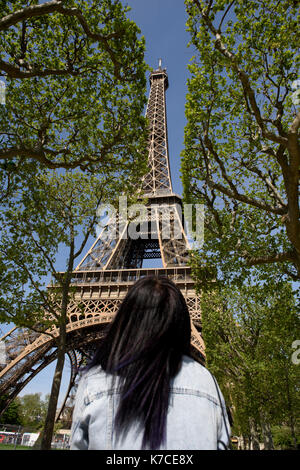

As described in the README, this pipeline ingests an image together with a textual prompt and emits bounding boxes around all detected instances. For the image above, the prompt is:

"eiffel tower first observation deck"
[0,63,205,422]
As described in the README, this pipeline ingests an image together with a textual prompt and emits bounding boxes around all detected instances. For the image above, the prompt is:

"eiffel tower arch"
[0,64,205,422]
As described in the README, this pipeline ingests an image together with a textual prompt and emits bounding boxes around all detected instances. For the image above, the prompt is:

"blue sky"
[0,0,195,404]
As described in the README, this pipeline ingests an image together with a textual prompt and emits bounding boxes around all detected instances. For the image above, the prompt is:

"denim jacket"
[70,355,231,450]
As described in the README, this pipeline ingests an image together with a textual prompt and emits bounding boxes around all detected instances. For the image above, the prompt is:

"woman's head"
[89,275,192,449]
[105,275,191,369]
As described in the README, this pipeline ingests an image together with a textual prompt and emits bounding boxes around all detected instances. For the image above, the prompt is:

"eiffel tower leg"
[0,316,112,418]
[190,322,205,363]
[156,202,191,267]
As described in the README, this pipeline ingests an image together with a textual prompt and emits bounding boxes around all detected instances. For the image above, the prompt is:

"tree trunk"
[260,411,274,450]
[40,277,71,450]
[284,366,298,449]
[39,227,75,451]
[249,418,260,450]
[40,319,66,450]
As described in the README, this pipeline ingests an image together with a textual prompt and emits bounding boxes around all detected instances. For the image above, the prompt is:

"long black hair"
[88,275,191,449]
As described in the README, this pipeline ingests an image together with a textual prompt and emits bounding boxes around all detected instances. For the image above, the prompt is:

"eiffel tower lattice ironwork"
[0,63,205,423]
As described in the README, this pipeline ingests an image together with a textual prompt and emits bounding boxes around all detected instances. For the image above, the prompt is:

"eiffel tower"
[0,63,205,422]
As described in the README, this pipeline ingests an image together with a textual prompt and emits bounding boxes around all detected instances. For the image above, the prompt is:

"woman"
[70,276,231,450]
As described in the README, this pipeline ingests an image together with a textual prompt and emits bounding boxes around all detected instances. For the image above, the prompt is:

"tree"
[0,1,149,448]
[200,281,300,449]
[0,166,147,449]
[0,394,22,425]
[0,0,147,172]
[16,393,48,428]
[182,0,300,282]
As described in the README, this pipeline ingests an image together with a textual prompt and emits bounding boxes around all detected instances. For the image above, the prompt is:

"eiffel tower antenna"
[0,65,205,423]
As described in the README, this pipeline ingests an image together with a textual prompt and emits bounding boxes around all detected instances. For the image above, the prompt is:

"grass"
[0,442,69,450]
[0,443,32,450]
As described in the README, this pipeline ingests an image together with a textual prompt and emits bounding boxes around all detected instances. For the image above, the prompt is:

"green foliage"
[0,0,149,329]
[272,426,300,450]
[200,280,300,445]
[0,0,148,173]
[0,0,146,450]
[15,393,49,429]
[0,394,22,425]
[182,0,300,282]
[0,134,149,448]
[0,167,128,327]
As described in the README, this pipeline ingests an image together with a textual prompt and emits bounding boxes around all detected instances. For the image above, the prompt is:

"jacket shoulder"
[173,356,219,400]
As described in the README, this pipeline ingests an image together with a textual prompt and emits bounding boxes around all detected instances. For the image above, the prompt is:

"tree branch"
[191,0,288,147]
[208,178,286,215]
[0,1,125,80]
[0,1,63,30]
[73,204,102,260]
[0,58,83,79]
[200,134,286,215]
[0,146,105,170]
[217,0,235,32]
[245,163,287,207]
[244,250,296,266]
